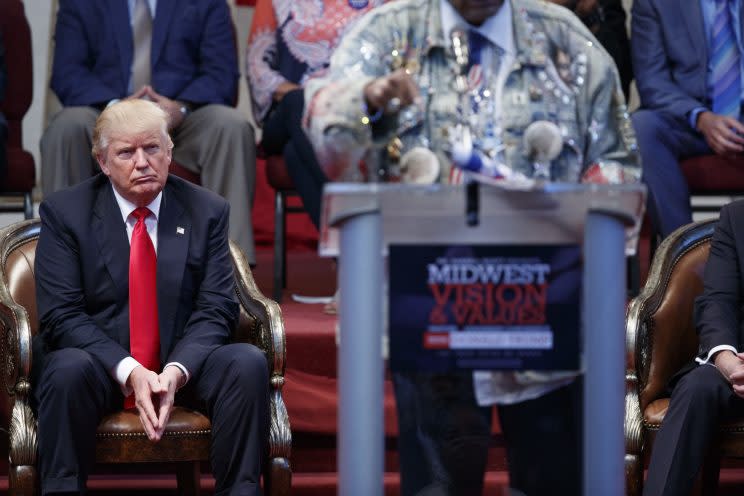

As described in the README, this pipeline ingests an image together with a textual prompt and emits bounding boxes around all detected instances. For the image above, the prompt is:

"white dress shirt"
[111,185,190,395]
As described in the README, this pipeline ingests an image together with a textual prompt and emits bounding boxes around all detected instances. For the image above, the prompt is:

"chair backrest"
[627,219,717,413]
[0,0,33,148]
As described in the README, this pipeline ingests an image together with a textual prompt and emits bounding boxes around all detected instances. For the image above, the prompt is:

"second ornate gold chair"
[624,218,744,495]
[0,219,292,495]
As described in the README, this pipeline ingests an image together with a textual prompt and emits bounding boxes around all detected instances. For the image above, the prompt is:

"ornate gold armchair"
[0,219,291,495]
[623,218,744,495]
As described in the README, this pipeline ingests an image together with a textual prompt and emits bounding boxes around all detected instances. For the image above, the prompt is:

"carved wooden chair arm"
[228,241,292,467]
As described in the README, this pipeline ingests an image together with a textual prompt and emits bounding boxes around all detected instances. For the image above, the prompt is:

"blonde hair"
[92,99,174,158]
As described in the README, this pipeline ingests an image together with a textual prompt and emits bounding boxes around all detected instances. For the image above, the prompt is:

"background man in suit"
[0,31,7,185]
[643,199,744,495]
[40,0,257,264]
[632,0,744,238]
[34,99,268,495]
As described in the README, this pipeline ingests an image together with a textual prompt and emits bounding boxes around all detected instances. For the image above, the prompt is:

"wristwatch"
[178,102,192,118]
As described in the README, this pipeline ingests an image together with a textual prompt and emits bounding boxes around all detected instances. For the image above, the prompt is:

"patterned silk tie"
[711,0,742,120]
[131,0,152,92]
[125,207,159,409]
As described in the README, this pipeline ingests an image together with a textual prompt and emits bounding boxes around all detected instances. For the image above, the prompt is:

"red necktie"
[125,207,160,409]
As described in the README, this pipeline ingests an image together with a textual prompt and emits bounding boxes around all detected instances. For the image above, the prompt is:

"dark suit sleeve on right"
[695,204,743,359]
[631,0,704,120]
[35,200,129,372]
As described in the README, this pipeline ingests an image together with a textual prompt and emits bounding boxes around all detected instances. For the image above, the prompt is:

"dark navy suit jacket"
[632,0,744,122]
[34,174,239,380]
[695,200,744,361]
[50,0,239,107]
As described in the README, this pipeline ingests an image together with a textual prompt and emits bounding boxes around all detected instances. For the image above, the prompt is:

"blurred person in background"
[548,0,633,98]
[246,0,387,230]
[40,0,257,264]
[0,33,7,187]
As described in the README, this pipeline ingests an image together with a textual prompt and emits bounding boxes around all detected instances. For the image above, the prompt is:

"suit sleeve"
[175,0,239,105]
[631,0,704,121]
[695,204,743,359]
[50,0,120,106]
[35,201,130,372]
[0,33,6,102]
[165,201,239,379]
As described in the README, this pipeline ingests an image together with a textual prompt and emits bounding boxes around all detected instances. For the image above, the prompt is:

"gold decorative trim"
[96,429,211,438]
[9,400,36,465]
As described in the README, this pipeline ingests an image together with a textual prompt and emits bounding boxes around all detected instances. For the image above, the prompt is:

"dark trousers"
[0,112,7,187]
[35,343,269,495]
[261,88,327,229]
[644,364,744,496]
[632,109,712,238]
[392,372,583,496]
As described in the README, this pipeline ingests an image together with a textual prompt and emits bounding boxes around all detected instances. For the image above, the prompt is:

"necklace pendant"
[348,0,369,9]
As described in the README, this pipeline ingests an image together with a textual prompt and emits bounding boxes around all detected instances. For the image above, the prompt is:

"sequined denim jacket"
[304,0,641,185]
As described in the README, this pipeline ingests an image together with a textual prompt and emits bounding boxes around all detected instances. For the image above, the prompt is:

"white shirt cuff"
[695,345,738,365]
[112,356,141,396]
[164,362,190,389]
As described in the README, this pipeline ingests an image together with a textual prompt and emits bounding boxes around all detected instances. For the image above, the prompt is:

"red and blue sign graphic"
[388,244,582,372]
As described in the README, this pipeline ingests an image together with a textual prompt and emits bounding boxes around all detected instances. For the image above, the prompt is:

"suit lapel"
[92,183,132,349]
[156,183,190,362]
[110,0,134,92]
[682,0,707,72]
[151,0,178,69]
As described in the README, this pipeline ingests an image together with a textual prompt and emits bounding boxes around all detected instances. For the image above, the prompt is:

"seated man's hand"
[696,111,744,156]
[363,68,420,117]
[127,365,166,441]
[128,85,150,100]
[143,86,187,130]
[714,350,744,398]
[154,366,184,440]
[273,81,301,103]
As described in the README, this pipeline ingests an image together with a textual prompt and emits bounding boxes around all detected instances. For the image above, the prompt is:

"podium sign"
[388,244,581,372]
[320,182,646,496]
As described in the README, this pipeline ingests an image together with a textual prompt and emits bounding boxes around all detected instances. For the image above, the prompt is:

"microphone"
[399,147,440,184]
[523,121,563,180]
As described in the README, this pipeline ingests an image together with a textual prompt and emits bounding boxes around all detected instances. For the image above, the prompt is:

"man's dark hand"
[273,81,301,103]
[127,365,166,441]
[696,111,744,155]
[144,86,187,130]
[363,68,420,117]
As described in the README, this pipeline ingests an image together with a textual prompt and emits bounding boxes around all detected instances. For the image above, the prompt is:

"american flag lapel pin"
[176,227,185,235]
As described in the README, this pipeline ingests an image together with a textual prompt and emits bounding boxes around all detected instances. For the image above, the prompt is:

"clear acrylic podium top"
[319,182,647,257]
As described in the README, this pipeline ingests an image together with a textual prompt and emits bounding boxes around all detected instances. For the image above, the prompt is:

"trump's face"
[98,129,171,206]
[448,0,505,26]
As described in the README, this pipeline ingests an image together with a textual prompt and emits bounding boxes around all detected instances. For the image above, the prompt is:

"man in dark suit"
[40,0,257,265]
[632,0,744,238]
[0,31,7,185]
[644,199,744,495]
[34,99,268,495]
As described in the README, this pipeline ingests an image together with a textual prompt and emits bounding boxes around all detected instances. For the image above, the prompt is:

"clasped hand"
[715,350,744,399]
[128,85,187,130]
[127,365,183,442]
